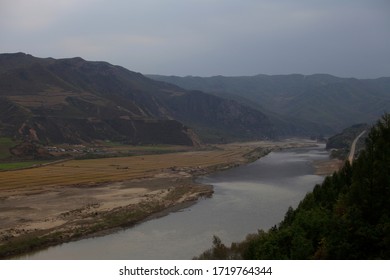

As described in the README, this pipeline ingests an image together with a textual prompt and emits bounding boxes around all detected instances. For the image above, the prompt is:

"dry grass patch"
[0,146,250,193]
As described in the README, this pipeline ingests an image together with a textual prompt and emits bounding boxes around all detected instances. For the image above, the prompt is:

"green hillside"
[0,137,17,159]
[197,114,390,259]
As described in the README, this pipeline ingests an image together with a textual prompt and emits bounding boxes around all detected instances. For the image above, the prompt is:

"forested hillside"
[197,114,390,259]
[326,123,369,159]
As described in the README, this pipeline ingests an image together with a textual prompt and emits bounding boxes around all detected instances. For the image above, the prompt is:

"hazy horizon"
[1,0,390,78]
[4,51,389,80]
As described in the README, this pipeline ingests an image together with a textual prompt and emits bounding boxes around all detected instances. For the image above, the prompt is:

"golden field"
[0,144,254,193]
[0,140,317,258]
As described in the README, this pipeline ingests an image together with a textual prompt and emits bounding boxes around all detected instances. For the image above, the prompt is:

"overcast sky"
[1,0,389,78]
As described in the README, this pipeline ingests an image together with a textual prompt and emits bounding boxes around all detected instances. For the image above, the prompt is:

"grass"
[0,137,17,159]
[0,161,51,171]
[72,143,196,160]
[105,143,194,154]
[0,231,63,259]
[0,144,254,192]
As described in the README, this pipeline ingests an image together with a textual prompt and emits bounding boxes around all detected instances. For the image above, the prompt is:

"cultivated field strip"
[0,147,248,193]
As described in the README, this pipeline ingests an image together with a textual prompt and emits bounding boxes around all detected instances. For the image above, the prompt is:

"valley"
[0,139,317,258]
[0,52,388,260]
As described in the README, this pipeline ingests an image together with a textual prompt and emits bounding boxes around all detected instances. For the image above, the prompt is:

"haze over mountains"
[149,74,390,134]
[1,53,390,146]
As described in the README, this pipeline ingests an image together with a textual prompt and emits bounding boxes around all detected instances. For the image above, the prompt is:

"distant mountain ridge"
[148,74,390,133]
[4,53,385,146]
[0,53,279,145]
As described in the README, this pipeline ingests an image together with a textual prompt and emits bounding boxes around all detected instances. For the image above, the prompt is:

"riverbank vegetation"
[197,114,390,259]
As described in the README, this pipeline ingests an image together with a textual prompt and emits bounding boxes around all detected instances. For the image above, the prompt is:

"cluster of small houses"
[45,145,102,154]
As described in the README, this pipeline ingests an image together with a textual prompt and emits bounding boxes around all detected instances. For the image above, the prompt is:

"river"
[19,144,329,259]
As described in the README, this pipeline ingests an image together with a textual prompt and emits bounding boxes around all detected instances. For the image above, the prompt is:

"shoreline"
[0,140,331,259]
[1,178,214,260]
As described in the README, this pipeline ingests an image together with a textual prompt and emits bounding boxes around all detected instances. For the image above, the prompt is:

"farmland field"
[0,161,54,171]
[0,142,265,193]
[0,140,316,258]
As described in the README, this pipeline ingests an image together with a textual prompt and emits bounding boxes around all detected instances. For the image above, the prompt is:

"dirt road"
[348,130,366,164]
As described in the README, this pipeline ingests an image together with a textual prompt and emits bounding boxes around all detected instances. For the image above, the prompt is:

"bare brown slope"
[0,53,276,144]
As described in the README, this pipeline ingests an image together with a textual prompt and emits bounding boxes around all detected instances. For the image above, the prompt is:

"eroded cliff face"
[0,53,277,145]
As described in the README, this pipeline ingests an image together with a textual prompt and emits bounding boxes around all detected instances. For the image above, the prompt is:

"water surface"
[20,145,328,259]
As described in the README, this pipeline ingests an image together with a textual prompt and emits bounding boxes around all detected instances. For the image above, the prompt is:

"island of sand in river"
[0,140,342,258]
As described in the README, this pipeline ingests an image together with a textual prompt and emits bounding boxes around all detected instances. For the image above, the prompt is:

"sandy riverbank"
[313,158,344,175]
[0,140,334,259]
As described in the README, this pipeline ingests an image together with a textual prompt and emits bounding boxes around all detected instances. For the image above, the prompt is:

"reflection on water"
[20,145,329,260]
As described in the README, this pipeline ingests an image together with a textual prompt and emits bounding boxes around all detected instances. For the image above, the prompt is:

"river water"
[20,145,329,260]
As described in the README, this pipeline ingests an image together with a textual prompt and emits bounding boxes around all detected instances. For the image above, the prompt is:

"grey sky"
[1,0,389,78]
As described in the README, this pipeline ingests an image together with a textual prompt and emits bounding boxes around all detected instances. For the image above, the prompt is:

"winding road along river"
[19,144,329,260]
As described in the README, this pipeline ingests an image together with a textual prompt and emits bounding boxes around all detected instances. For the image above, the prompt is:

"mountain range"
[1,53,389,146]
[0,53,276,145]
[148,74,390,134]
